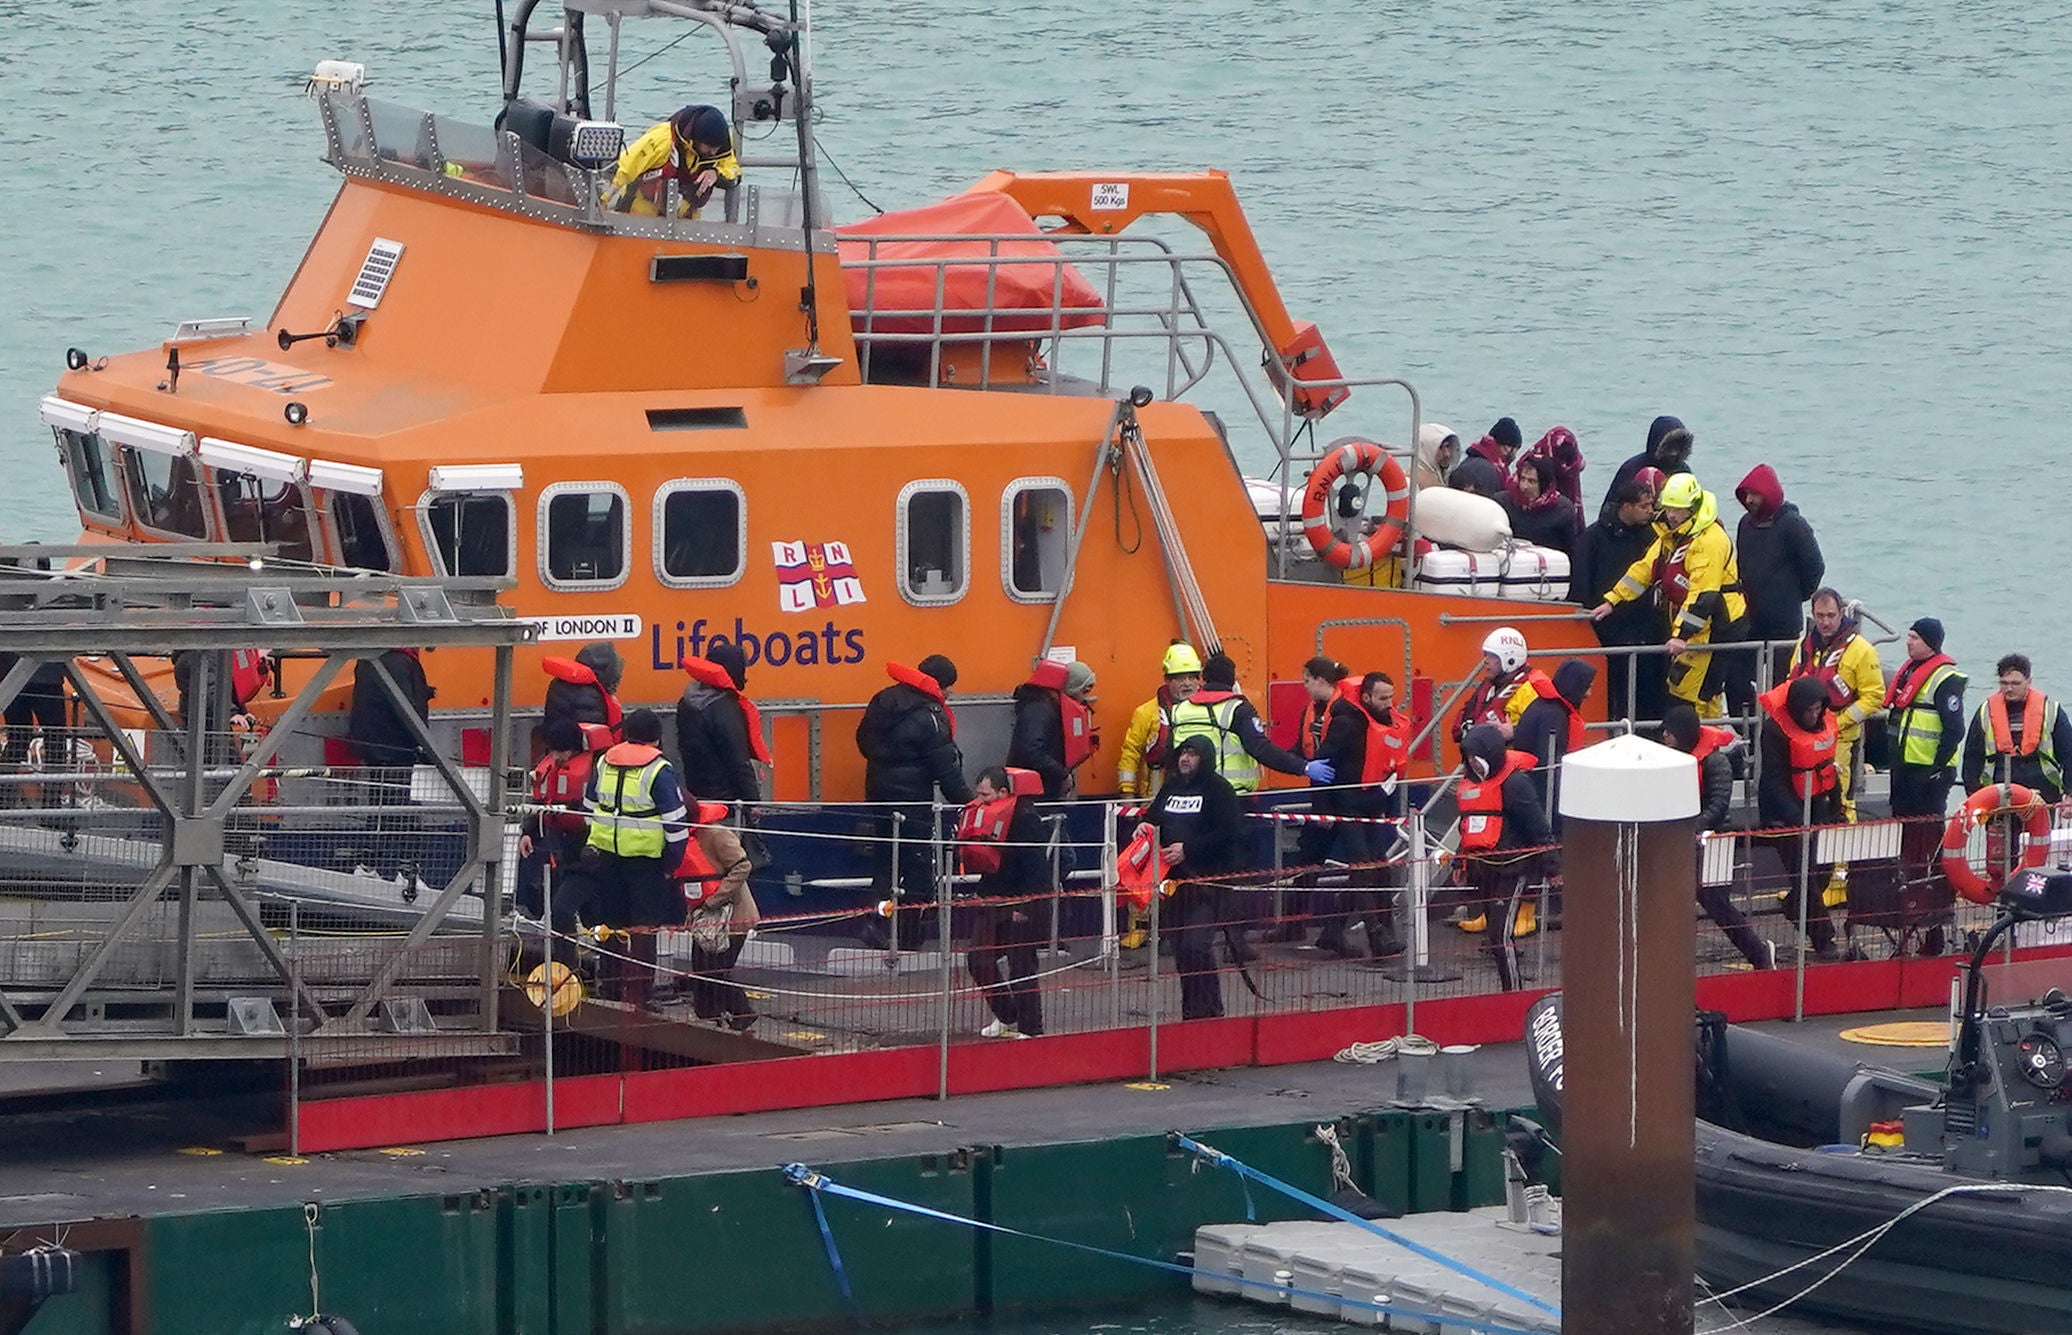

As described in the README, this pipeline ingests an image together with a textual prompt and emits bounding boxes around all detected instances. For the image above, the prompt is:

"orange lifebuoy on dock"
[1941,783,2052,905]
[1300,437,1410,571]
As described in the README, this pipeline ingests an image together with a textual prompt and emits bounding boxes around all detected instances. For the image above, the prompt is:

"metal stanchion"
[1147,841,1163,1084]
[887,808,905,968]
[543,861,556,1137]
[289,898,301,1159]
[1795,787,1814,1022]
[1106,804,1124,1029]
[936,812,953,1102]
[1042,812,1067,958]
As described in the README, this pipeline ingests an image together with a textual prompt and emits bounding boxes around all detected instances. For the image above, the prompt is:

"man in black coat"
[1596,416,1692,524]
[1733,463,1825,687]
[1570,477,1667,721]
[674,641,762,809]
[856,654,972,946]
[1146,735,1244,1019]
[348,647,433,785]
[1456,724,1557,991]
[1312,672,1407,960]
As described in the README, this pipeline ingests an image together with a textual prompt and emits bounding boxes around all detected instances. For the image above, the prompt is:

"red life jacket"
[1790,629,1859,711]
[887,661,956,736]
[954,769,1040,876]
[672,802,734,900]
[1759,684,1838,799]
[1458,668,1543,735]
[229,648,270,707]
[1689,725,1737,763]
[530,748,596,836]
[1986,689,2047,758]
[1361,708,1411,784]
[681,655,772,764]
[1654,531,1699,609]
[1300,680,1363,759]
[543,656,624,749]
[1456,750,1535,853]
[1884,653,1956,712]
[1527,673,1587,753]
[1023,661,1098,772]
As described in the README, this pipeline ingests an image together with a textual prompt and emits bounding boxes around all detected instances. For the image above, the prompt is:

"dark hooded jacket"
[1733,464,1826,641]
[973,795,1049,897]
[1146,735,1244,879]
[1514,659,1596,820]
[1758,676,1841,827]
[856,674,972,805]
[1446,453,1509,501]
[1458,723,1557,870]
[674,643,761,805]
[348,648,432,768]
[1597,416,1692,523]
[1507,458,1581,556]
[544,642,623,736]
[1005,662,1071,798]
[1662,707,1736,830]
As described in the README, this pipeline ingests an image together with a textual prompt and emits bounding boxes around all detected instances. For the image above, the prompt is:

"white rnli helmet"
[1482,627,1528,675]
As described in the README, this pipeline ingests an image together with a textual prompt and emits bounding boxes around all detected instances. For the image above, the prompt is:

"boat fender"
[1411,486,1512,553]
[1942,783,2052,904]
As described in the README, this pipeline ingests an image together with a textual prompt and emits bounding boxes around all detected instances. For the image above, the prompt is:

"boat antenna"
[789,0,820,352]
[494,0,509,88]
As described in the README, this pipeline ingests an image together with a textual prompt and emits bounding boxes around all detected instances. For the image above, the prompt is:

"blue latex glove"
[1304,759,1335,784]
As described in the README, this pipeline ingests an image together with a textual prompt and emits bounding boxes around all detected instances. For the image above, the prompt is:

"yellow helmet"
[1161,642,1203,676]
[1658,473,1703,511]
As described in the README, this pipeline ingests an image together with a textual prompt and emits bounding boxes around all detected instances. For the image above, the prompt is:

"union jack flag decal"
[773,540,867,613]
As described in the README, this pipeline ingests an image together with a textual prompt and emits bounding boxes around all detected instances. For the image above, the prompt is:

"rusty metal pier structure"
[0,544,533,1065]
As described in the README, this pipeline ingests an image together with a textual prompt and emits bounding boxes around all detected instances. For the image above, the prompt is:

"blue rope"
[800,1172,862,1320]
[1168,1133,1561,1319]
[779,1163,1552,1335]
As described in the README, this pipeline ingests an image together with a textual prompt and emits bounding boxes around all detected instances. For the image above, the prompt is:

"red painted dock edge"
[293,943,2072,1153]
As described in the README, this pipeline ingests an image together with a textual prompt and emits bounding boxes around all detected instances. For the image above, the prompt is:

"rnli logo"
[774,540,866,613]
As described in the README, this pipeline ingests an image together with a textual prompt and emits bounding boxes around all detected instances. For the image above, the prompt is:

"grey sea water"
[5,0,2068,699]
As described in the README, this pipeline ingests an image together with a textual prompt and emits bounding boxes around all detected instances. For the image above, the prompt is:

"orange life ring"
[1941,783,2052,905]
[1300,437,1410,570]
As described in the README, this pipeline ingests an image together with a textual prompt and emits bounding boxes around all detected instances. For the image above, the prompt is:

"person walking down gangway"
[956,766,1048,1039]
[1756,677,1844,962]
[1452,724,1555,992]
[572,709,693,1008]
[1145,735,1245,1021]
[1661,704,1777,971]
[856,655,973,950]
[1884,617,1966,956]
[1311,670,1411,961]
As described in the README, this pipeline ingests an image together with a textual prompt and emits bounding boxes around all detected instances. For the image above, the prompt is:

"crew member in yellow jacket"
[1786,587,1885,821]
[607,104,741,218]
[1116,642,1204,801]
[1589,473,1747,718]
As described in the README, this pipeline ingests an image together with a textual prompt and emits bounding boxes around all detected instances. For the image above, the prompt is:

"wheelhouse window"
[327,491,394,572]
[213,469,318,564]
[57,429,122,523]
[898,480,968,606]
[424,492,514,577]
[122,448,211,539]
[539,483,629,589]
[1003,479,1072,602]
[655,480,745,587]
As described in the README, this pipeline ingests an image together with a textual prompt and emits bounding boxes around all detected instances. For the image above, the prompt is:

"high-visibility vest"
[1759,684,1838,801]
[1884,656,1960,769]
[586,744,669,858]
[1167,691,1259,793]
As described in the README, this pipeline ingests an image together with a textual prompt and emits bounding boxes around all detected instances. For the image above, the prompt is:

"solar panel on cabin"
[348,238,406,309]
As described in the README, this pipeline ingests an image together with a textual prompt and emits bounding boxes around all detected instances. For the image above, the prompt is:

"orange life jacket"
[1759,683,1838,799]
[672,802,734,899]
[1456,750,1535,853]
[887,661,956,736]
[1986,689,2047,758]
[1360,708,1411,784]
[530,748,596,837]
[1527,673,1587,753]
[1689,725,1737,763]
[229,648,270,707]
[680,654,772,764]
[1884,652,1956,712]
[542,656,623,749]
[1299,679,1363,759]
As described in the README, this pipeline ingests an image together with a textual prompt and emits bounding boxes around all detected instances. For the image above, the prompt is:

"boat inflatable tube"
[1942,783,2052,904]
[1411,485,1511,553]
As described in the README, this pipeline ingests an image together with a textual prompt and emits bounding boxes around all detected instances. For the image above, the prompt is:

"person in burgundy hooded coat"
[1734,464,1826,686]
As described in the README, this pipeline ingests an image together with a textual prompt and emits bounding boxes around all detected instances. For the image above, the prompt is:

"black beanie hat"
[1491,416,1523,451]
[624,708,663,745]
[1202,652,1238,690]
[706,641,748,690]
[918,654,958,690]
[1910,617,1945,653]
